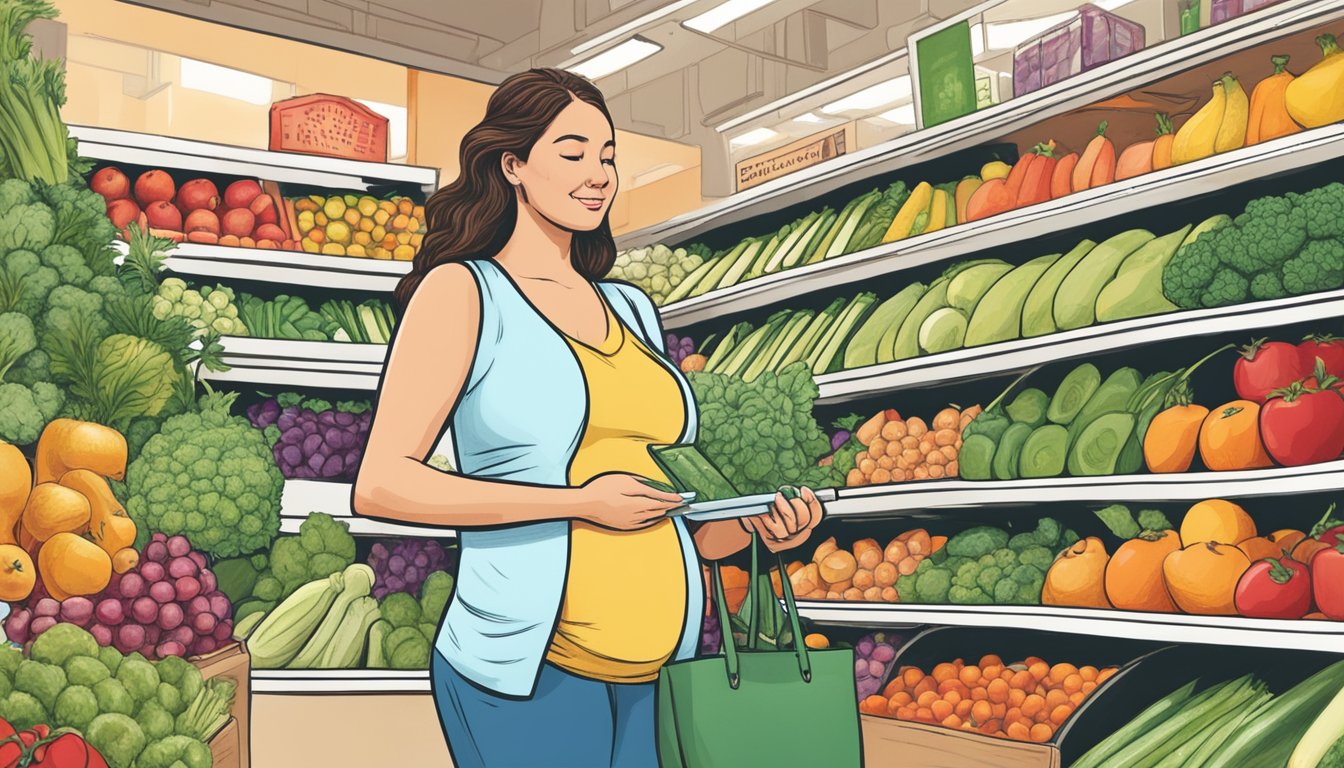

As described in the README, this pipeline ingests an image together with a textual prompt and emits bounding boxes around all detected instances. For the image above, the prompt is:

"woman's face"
[503,98,617,232]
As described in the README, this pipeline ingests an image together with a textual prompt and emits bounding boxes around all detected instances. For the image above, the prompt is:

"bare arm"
[693,520,753,561]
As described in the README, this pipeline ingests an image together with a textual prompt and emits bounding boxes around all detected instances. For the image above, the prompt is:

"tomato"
[1312,545,1344,620]
[32,733,108,768]
[1234,338,1309,403]
[1234,555,1311,619]
[1300,334,1344,379]
[1260,378,1344,466]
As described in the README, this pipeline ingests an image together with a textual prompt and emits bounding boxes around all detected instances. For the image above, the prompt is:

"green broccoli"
[945,527,1010,559]
[0,249,59,318]
[125,390,283,558]
[0,674,10,699]
[53,684,98,730]
[136,735,212,768]
[992,548,1017,569]
[1017,546,1056,574]
[0,178,36,210]
[0,197,54,252]
[0,381,63,444]
[256,512,356,602]
[252,575,283,602]
[155,681,184,717]
[0,311,35,378]
[63,655,110,688]
[949,585,992,604]
[40,181,118,264]
[1296,182,1344,240]
[93,677,135,716]
[85,713,147,768]
[177,665,203,709]
[1249,272,1287,301]
[14,659,65,711]
[1229,195,1307,272]
[153,653,190,687]
[6,348,50,388]
[99,645,123,676]
[993,579,1021,604]
[420,570,455,621]
[1201,268,1249,308]
[40,243,93,288]
[975,566,1004,595]
[379,591,423,629]
[31,622,100,666]
[1011,565,1046,603]
[0,646,21,675]
[1009,518,1063,552]
[116,656,160,703]
[1282,238,1344,296]
[1163,235,1222,309]
[3,690,46,730]
[137,699,175,740]
[386,627,431,670]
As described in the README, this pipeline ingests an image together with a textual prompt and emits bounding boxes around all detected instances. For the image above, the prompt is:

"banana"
[1171,78,1226,165]
[1213,74,1249,153]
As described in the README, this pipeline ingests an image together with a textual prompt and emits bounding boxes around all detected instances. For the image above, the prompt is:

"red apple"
[90,167,130,201]
[254,223,286,242]
[221,208,256,239]
[184,209,220,236]
[105,198,141,229]
[176,178,219,212]
[248,193,278,225]
[223,180,262,210]
[134,170,176,206]
[145,200,183,231]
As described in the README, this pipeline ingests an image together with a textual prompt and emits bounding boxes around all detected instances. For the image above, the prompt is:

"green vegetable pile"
[688,361,840,494]
[216,512,357,623]
[367,571,455,670]
[0,0,81,185]
[152,278,248,339]
[237,293,329,341]
[608,243,709,305]
[123,390,283,559]
[1163,182,1344,309]
[895,518,1078,605]
[0,624,230,768]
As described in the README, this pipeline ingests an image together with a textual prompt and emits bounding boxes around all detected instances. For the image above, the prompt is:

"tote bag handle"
[709,532,812,689]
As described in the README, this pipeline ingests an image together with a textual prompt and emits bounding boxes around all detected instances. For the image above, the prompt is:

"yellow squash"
[1285,34,1344,128]
[980,161,1011,181]
[881,181,933,243]
[1247,55,1302,144]
[924,188,950,234]
[1171,78,1226,165]
[1213,74,1248,153]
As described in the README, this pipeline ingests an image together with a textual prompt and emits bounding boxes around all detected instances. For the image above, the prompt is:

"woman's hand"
[739,486,825,553]
[576,473,686,531]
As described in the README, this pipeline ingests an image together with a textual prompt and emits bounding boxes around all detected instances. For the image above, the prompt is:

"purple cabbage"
[367,539,457,599]
[247,393,372,482]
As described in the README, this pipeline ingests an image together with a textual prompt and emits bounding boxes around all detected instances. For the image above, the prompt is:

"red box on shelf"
[268,94,388,163]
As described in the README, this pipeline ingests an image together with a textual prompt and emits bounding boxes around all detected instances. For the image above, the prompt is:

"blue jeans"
[431,651,659,768]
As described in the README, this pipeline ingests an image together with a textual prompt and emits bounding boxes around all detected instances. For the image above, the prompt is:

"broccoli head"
[2,691,46,730]
[85,713,147,768]
[1229,194,1307,272]
[64,655,111,687]
[945,526,1010,559]
[0,198,55,252]
[0,248,58,318]
[137,699,175,740]
[1163,233,1222,309]
[379,591,423,629]
[1250,272,1287,301]
[40,181,119,266]
[1017,545,1056,574]
[420,570,455,621]
[1011,565,1046,603]
[53,684,98,731]
[0,178,36,210]
[0,311,36,379]
[116,655,160,702]
[30,622,100,666]
[949,585,992,604]
[0,381,63,445]
[975,565,1004,595]
[262,512,356,599]
[136,735,212,768]
[1282,238,1344,296]
[1200,268,1249,308]
[40,243,93,288]
[14,660,65,711]
[386,626,431,670]
[1296,182,1344,240]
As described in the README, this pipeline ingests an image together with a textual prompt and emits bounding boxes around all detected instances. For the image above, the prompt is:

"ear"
[500,152,524,187]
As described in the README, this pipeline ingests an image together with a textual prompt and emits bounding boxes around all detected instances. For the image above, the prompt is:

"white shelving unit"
[111,240,409,291]
[279,480,456,539]
[206,337,387,391]
[250,669,430,694]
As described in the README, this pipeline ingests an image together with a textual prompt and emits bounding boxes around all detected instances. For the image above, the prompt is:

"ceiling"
[121,0,983,195]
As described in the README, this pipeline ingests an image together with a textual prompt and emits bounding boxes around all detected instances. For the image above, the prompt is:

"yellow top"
[545,292,689,684]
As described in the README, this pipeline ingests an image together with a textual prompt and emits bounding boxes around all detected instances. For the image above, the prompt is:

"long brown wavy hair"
[394,68,618,311]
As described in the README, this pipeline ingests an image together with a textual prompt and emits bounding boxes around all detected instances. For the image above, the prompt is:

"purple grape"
[168,557,198,579]
[107,573,122,593]
[175,576,201,602]
[151,532,167,544]
[149,581,175,604]
[145,541,168,563]
[90,623,113,646]
[96,599,125,626]
[116,624,145,653]
[119,573,145,598]
[140,562,165,583]
[192,612,217,635]
[301,419,318,435]
[193,637,218,656]
[209,594,231,620]
[856,637,875,659]
[307,453,325,472]
[855,658,871,679]
[144,625,161,646]
[334,411,355,427]
[132,597,159,624]
[872,644,896,663]
[320,454,345,477]
[280,445,303,470]
[167,535,191,558]
[60,597,94,625]
[30,616,57,637]
[413,553,429,568]
[277,412,296,431]
[868,659,885,678]
[280,428,302,446]
[388,555,406,575]
[34,598,59,618]
[857,678,882,700]
[189,596,210,616]
[302,433,323,455]
[831,429,851,452]
[6,609,32,644]
[213,621,233,642]
[156,641,187,658]
[158,603,184,630]
[188,551,207,571]
[200,571,217,595]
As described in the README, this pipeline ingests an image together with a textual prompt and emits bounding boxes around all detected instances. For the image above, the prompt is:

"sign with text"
[735,124,853,192]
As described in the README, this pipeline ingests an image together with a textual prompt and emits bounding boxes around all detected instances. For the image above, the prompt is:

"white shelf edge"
[280,480,456,539]
[201,366,380,391]
[617,0,1341,251]
[71,125,438,190]
[795,603,1344,653]
[830,462,1344,515]
[656,122,1344,329]
[250,669,430,694]
[815,289,1344,403]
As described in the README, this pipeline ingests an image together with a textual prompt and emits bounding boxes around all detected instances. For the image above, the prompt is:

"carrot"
[1115,139,1154,181]
[1072,121,1113,192]
[1146,402,1208,471]
[965,178,1015,221]
[1152,113,1175,169]
[930,535,948,552]
[1016,141,1057,207]
[1052,152,1079,198]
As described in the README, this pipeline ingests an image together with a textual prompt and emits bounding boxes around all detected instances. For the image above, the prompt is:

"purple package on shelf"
[1210,0,1241,24]
[1013,3,1146,96]
[1013,46,1042,97]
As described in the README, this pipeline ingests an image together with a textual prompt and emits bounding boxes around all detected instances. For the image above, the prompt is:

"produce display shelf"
[829,460,1344,516]
[250,669,430,694]
[279,480,457,539]
[69,124,439,193]
[795,603,1344,653]
[616,0,1340,253]
[110,240,410,292]
[814,288,1344,404]
[656,121,1344,329]
[202,337,387,390]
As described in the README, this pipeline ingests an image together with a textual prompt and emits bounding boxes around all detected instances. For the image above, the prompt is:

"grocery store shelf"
[70,125,438,193]
[203,337,387,391]
[618,0,1342,254]
[829,460,1344,516]
[250,669,430,694]
[280,480,456,539]
[111,240,410,292]
[795,603,1344,653]
[814,288,1344,403]
[657,121,1344,329]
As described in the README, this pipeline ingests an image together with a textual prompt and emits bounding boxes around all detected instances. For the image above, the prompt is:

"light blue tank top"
[430,258,703,697]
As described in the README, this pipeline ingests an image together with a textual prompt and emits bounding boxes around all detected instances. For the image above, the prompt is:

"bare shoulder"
[399,263,480,329]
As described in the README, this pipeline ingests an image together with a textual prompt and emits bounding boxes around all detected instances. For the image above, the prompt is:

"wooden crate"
[861,715,1060,768]
[193,642,251,768]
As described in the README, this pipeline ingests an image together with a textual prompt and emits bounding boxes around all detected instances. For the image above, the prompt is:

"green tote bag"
[656,536,863,767]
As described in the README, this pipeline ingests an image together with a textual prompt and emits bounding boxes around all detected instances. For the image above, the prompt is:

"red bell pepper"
[1234,555,1312,619]
[1313,543,1344,621]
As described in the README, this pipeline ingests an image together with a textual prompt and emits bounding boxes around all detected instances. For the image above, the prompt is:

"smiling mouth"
[572,194,606,208]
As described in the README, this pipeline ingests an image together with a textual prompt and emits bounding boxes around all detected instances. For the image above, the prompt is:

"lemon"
[315,211,329,227]
[406,217,421,232]
[343,194,359,207]
[297,210,315,229]
[373,209,391,226]
[391,214,409,231]
[372,246,393,260]
[300,239,320,253]
[370,225,386,242]
[396,231,412,245]
[358,196,378,217]
[343,208,362,227]
[393,244,416,260]
[358,217,375,233]
[353,231,372,246]
[410,232,423,247]
[322,196,347,219]
[321,242,346,256]
[326,220,352,245]
[346,243,368,258]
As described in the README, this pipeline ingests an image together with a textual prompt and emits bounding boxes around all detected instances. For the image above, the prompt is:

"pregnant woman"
[352,67,826,767]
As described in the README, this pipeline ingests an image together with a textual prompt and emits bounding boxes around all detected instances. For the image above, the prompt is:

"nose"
[586,160,611,189]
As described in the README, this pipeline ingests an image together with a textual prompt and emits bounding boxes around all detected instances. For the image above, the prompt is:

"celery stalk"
[1072,679,1199,768]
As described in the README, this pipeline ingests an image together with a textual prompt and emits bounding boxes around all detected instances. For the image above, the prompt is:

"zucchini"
[810,293,878,375]
[820,191,880,261]
[761,212,820,274]
[715,237,766,290]
[1048,363,1102,426]
[1067,412,1136,477]
[783,210,836,269]
[720,313,790,378]
[992,423,1032,480]
[692,239,753,298]
[744,230,785,281]
[650,445,741,501]
[666,254,721,304]
[703,321,752,373]
[776,298,846,371]
[1019,424,1069,479]
[1067,367,1143,444]
[1005,388,1050,428]
[744,312,812,382]
[958,434,997,481]
[844,282,926,369]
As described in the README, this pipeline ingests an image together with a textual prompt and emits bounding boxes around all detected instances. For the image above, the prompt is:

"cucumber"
[820,192,880,261]
[1019,424,1069,478]
[992,423,1032,480]
[1067,367,1143,444]
[760,213,818,274]
[692,239,754,298]
[650,445,741,500]
[1005,387,1050,428]
[745,311,812,382]
[958,434,997,481]
[811,293,878,375]
[1047,363,1102,426]
[776,297,846,371]
[1054,229,1155,330]
[721,312,791,378]
[844,282,926,369]
[1021,239,1096,337]
[715,237,766,290]
[744,230,785,281]
[784,210,836,269]
[702,321,751,373]
[1067,412,1136,477]
[666,254,722,304]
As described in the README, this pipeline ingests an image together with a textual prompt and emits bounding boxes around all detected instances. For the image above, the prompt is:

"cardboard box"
[862,715,1060,768]
[193,642,250,768]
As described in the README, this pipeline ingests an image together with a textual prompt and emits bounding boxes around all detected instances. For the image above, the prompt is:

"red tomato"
[33,733,109,768]
[1300,334,1344,379]
[1260,381,1344,466]
[1312,546,1344,620]
[1234,555,1312,619]
[1234,339,1309,403]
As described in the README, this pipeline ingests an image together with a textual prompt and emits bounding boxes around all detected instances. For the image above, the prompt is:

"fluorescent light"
[970,23,985,57]
[876,103,916,125]
[985,12,1076,50]
[685,0,779,33]
[820,76,912,115]
[729,127,779,149]
[356,99,407,159]
[793,112,824,123]
[179,58,272,105]
[570,0,698,56]
[569,37,661,80]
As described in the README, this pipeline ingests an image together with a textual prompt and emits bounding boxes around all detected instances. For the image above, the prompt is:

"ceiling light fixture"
[569,36,662,80]
[684,0,780,34]
[570,0,699,56]
[729,127,780,150]
[793,112,824,123]
[820,76,912,115]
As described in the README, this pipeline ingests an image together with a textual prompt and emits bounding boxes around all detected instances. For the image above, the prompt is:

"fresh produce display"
[149,279,247,339]
[292,194,424,261]
[366,571,453,670]
[0,623,235,768]
[365,539,454,600]
[122,390,283,560]
[92,168,295,250]
[608,244,709,306]
[245,393,371,482]
[235,294,327,342]
[831,406,976,487]
[783,531,944,602]
[216,512,356,624]
[317,298,396,344]
[1074,660,1344,768]
[860,653,1118,742]
[691,293,879,381]
[895,519,1078,606]
[5,533,234,660]
[852,632,899,700]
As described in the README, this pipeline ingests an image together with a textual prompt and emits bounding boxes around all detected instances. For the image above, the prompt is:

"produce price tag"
[269,94,389,163]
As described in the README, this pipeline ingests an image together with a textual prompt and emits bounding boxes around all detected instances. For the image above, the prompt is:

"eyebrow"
[554,134,616,149]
